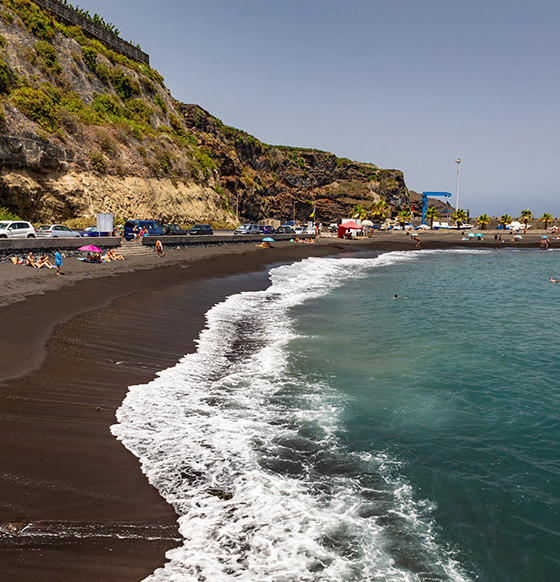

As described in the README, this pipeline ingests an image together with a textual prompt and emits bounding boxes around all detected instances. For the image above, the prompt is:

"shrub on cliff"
[34,40,62,74]
[0,57,9,93]
[0,205,21,220]
[11,85,59,132]
[88,150,106,174]
[192,148,215,178]
[81,46,97,70]
[110,68,140,101]
[126,98,152,124]
[2,0,54,39]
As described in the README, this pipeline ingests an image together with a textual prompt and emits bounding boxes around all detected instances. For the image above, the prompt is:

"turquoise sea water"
[113,249,560,581]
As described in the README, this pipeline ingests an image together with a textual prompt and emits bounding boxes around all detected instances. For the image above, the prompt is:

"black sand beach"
[0,232,552,581]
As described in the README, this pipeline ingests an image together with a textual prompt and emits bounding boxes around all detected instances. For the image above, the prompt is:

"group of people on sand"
[16,247,126,273]
[24,252,54,270]
[85,248,125,263]
[290,237,315,244]
[19,249,64,274]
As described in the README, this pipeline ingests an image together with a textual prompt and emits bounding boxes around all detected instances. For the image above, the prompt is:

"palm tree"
[371,201,389,224]
[499,214,512,229]
[520,209,532,230]
[540,212,553,230]
[396,209,411,229]
[451,208,467,227]
[425,206,439,229]
[476,214,490,230]
[352,205,367,220]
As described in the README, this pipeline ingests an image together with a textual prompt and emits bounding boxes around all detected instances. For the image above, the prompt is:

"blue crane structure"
[421,192,452,224]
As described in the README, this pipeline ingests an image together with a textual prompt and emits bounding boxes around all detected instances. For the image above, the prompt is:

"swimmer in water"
[548,277,558,283]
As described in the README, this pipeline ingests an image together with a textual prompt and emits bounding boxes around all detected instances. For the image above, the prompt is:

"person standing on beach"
[54,249,63,275]
[155,240,165,258]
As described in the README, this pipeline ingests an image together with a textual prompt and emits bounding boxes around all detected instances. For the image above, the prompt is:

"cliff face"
[0,0,409,224]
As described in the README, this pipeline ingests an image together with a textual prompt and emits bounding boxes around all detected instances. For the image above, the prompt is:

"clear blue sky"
[82,0,560,217]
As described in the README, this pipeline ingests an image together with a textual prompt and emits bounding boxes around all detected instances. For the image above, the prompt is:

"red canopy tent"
[337,221,362,238]
[340,221,362,229]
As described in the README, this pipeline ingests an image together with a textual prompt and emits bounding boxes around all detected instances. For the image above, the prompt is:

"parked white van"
[234,223,260,235]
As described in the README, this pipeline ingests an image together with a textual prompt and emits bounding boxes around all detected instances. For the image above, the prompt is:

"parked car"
[36,224,82,238]
[80,225,113,237]
[187,224,213,235]
[123,219,164,240]
[276,225,295,234]
[280,221,297,228]
[0,220,36,238]
[258,225,276,235]
[163,223,187,235]
[234,223,260,235]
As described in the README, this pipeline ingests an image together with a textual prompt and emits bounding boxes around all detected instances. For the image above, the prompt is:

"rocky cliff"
[0,0,410,225]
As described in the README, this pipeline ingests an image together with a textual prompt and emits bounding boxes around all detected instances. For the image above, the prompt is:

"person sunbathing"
[107,248,124,260]
[26,252,38,268]
[101,249,123,262]
[37,254,53,269]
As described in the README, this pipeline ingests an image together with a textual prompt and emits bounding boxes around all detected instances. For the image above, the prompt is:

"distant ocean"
[112,248,560,581]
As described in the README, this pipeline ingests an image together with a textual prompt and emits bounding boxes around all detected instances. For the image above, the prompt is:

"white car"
[36,224,82,238]
[0,220,36,238]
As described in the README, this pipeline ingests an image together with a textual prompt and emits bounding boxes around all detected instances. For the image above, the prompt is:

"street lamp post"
[455,158,461,211]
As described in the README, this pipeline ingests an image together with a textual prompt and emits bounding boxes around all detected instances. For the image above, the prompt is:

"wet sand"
[0,233,551,581]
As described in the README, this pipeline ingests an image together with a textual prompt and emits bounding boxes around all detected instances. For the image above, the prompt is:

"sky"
[79,0,560,217]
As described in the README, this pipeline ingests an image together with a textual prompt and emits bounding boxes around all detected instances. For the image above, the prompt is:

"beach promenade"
[0,232,553,581]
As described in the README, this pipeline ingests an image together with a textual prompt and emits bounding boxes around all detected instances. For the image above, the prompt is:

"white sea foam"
[111,253,472,582]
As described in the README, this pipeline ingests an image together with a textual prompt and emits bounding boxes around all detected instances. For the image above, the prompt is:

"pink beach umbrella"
[78,245,101,252]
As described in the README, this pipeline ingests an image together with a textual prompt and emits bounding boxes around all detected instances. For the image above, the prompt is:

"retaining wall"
[141,234,311,247]
[32,0,150,65]
[0,237,121,258]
